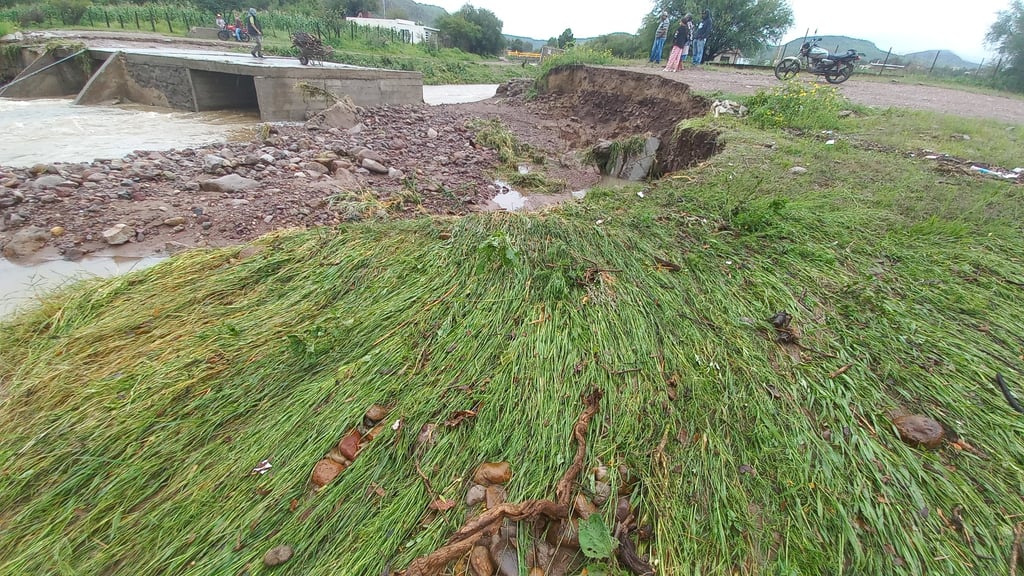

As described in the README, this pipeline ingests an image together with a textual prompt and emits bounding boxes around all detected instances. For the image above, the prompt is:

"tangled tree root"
[400,389,604,576]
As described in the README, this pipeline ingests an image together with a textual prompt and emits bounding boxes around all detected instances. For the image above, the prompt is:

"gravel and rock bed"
[0,66,727,264]
[0,94,609,262]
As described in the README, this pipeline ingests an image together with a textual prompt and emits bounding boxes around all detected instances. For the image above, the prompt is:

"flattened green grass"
[0,111,1022,575]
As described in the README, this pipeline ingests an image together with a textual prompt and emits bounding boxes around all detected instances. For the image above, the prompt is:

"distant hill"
[902,50,977,70]
[380,0,447,26]
[750,35,978,69]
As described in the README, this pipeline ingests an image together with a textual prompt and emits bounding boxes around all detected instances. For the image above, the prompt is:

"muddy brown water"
[0,85,501,318]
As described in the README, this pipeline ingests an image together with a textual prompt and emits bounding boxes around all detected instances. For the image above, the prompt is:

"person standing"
[649,12,670,64]
[692,9,712,65]
[246,7,263,58]
[233,14,243,40]
[663,14,692,72]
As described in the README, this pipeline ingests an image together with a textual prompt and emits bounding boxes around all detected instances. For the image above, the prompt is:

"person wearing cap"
[663,14,692,72]
[215,13,225,30]
[649,12,670,64]
[692,9,713,65]
[246,7,264,58]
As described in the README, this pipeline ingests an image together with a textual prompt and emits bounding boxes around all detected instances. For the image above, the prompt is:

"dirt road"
[618,65,1024,124]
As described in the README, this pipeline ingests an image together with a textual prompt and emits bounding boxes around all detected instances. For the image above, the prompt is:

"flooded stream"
[0,85,500,318]
[0,256,163,318]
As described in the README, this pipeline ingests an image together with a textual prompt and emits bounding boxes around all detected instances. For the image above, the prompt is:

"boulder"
[32,174,68,189]
[199,174,258,193]
[102,224,132,245]
[2,226,50,258]
[0,32,25,43]
[305,97,360,131]
[361,158,388,174]
[332,168,361,190]
[203,154,227,173]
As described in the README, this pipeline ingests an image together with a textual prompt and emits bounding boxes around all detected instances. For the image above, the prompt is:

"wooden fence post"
[878,47,892,76]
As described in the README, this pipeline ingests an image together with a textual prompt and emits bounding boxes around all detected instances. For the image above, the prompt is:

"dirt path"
[616,65,1024,124]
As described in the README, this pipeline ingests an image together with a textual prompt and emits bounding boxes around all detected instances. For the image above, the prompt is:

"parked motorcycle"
[774,38,861,84]
[217,25,251,42]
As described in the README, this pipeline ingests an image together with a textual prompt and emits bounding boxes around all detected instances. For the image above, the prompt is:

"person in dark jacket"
[246,7,263,58]
[692,9,712,64]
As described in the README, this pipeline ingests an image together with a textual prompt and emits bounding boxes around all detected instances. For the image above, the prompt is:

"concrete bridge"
[0,46,423,121]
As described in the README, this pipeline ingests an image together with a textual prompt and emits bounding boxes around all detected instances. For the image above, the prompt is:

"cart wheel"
[299,56,309,66]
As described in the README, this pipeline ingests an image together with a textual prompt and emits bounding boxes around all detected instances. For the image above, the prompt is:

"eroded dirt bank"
[0,66,717,262]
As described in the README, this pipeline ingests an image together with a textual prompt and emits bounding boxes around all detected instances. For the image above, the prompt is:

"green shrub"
[49,0,90,25]
[17,6,45,26]
[745,81,847,130]
[0,20,12,35]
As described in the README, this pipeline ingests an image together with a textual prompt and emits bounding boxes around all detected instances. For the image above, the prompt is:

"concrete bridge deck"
[0,46,423,121]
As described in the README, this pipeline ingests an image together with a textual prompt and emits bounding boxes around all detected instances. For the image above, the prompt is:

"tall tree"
[323,0,381,18]
[437,4,504,55]
[557,28,575,49]
[641,0,792,63]
[986,0,1024,91]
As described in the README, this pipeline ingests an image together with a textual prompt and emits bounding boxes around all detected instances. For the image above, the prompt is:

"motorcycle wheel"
[217,29,230,41]
[774,59,800,81]
[825,64,854,84]
[239,31,251,42]
[299,55,309,66]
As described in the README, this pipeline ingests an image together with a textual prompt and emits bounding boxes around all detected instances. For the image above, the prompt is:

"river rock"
[300,161,329,175]
[306,98,360,130]
[361,158,388,174]
[473,461,512,486]
[203,154,227,173]
[32,174,68,189]
[465,483,486,506]
[262,544,293,567]
[199,174,258,193]
[354,147,385,164]
[0,32,24,43]
[2,226,50,258]
[102,223,132,245]
[427,127,438,138]
[163,216,186,226]
[328,171,358,193]
[387,168,404,179]
[893,414,944,449]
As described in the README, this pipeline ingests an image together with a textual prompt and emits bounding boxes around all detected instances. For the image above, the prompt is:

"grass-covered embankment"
[0,85,1023,575]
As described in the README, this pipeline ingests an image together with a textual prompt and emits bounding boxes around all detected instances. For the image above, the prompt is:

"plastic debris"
[970,165,1018,180]
[251,459,273,475]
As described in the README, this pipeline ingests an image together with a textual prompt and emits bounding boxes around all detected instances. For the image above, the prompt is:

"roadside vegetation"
[1,75,1022,575]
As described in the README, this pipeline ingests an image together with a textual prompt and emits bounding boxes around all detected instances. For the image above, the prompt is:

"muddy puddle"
[483,174,631,212]
[0,255,163,318]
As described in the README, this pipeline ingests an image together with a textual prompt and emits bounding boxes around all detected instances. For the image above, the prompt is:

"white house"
[346,17,438,44]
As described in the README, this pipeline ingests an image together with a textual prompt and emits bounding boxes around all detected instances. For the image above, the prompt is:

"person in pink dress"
[663,14,693,72]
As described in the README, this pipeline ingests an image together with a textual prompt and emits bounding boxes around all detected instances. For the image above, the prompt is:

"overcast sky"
[421,0,1011,62]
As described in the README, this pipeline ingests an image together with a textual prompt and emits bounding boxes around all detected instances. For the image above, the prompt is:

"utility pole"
[382,0,386,18]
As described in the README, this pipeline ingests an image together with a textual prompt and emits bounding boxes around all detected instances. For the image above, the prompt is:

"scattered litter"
[637,190,645,198]
[789,166,808,174]
[970,165,1018,180]
[711,99,748,117]
[825,139,836,145]
[924,155,939,160]
[251,459,273,475]
[595,219,605,225]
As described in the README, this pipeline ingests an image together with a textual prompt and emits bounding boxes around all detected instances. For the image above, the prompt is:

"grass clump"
[539,44,619,77]
[0,102,1023,576]
[0,20,13,36]
[745,80,849,130]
